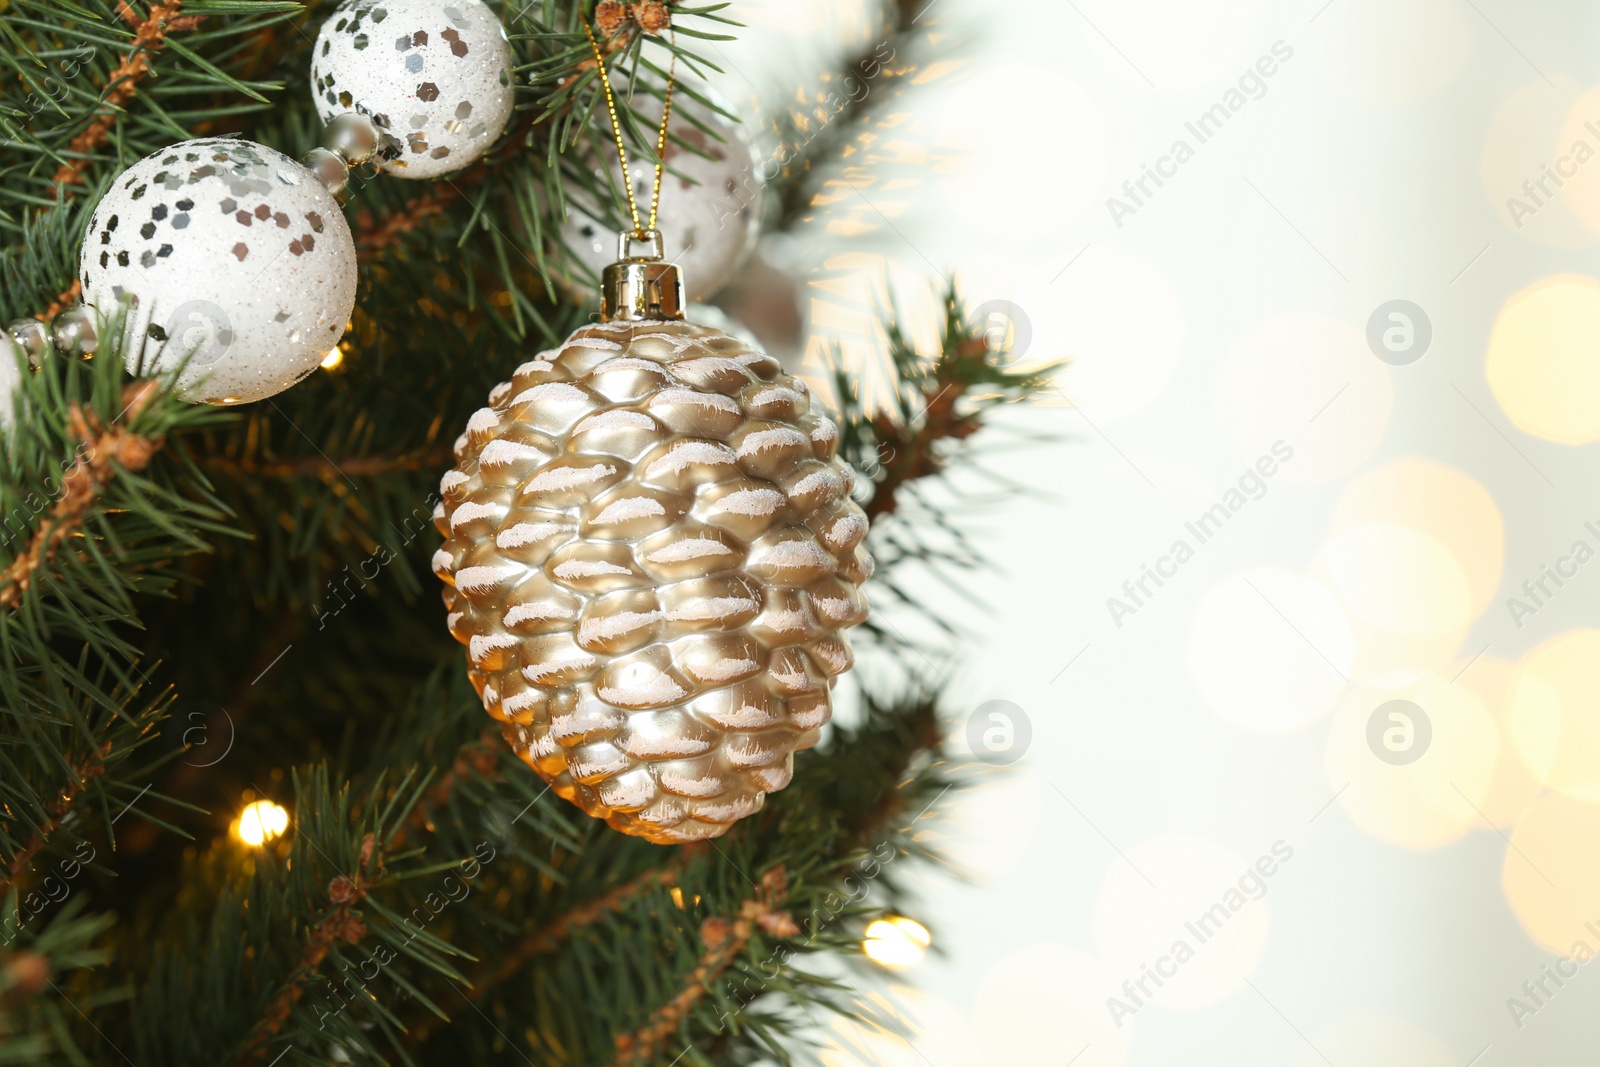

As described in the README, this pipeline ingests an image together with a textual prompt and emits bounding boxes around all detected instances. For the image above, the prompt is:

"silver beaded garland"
[324,112,381,168]
[6,319,49,371]
[301,147,353,202]
[4,296,140,371]
[50,305,98,359]
[0,299,133,428]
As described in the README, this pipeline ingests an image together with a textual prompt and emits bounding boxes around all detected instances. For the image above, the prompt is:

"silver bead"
[51,304,98,359]
[301,148,351,201]
[7,318,49,370]
[323,112,380,167]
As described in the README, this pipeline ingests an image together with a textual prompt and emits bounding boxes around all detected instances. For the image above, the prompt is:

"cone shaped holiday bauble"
[433,293,872,843]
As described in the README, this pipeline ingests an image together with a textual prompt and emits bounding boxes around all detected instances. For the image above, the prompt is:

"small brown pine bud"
[759,864,788,901]
[700,916,731,951]
[595,1,628,35]
[468,744,498,777]
[3,952,50,997]
[119,379,162,423]
[634,1,671,33]
[65,405,93,444]
[114,432,160,469]
[757,910,800,939]
[328,875,358,904]
[337,914,368,944]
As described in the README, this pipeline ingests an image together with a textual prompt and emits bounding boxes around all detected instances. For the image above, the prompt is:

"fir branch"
[34,280,80,323]
[844,283,1060,524]
[354,183,466,261]
[0,7,1012,1065]
[393,726,503,848]
[607,866,796,1067]
[130,768,468,1066]
[0,0,300,246]
[0,380,167,612]
[480,863,681,1004]
[511,861,684,965]
[862,341,982,522]
[408,859,687,1044]
[234,832,379,1066]
[0,743,110,900]
[47,1,207,196]
[769,0,930,231]
[0,901,119,1065]
[0,206,81,324]
[202,446,456,480]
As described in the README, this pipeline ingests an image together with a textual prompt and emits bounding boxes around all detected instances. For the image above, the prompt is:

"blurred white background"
[708,1,1600,1063]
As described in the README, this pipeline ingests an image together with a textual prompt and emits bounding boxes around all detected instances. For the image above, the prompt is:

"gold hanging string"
[648,47,677,233]
[582,15,679,240]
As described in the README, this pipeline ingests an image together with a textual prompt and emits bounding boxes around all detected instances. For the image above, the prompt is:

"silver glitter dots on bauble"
[78,137,358,405]
[311,0,515,179]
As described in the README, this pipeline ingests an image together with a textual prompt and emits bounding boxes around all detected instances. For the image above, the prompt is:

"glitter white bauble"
[78,138,357,405]
[560,86,766,303]
[0,336,22,431]
[311,0,515,179]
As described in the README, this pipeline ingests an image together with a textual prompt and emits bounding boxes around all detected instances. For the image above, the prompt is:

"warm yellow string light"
[235,799,290,846]
[581,16,679,239]
[863,916,931,968]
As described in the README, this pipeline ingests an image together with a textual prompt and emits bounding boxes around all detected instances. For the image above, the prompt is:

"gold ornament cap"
[601,230,685,323]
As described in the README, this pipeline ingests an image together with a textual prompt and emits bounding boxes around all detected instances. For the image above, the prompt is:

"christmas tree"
[0,1,1049,1062]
